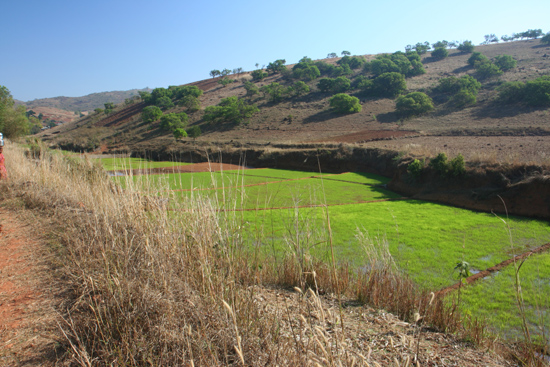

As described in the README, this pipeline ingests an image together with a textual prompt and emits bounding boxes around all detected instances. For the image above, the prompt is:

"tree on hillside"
[266,59,287,74]
[327,52,338,58]
[160,113,188,131]
[291,81,310,97]
[251,69,268,81]
[457,41,474,53]
[329,93,361,114]
[395,92,434,117]
[0,85,30,138]
[483,34,499,44]
[372,72,407,98]
[540,32,550,45]
[341,51,351,56]
[493,55,517,71]
[431,47,448,60]
[141,105,163,123]
[210,70,221,78]
[203,96,259,125]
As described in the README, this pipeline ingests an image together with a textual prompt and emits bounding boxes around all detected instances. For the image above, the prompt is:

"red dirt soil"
[0,208,57,366]
[110,161,251,175]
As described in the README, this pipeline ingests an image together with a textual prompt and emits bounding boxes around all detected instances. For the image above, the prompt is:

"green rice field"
[99,158,550,343]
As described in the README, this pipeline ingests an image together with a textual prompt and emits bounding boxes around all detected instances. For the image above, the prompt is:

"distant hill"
[22,88,152,112]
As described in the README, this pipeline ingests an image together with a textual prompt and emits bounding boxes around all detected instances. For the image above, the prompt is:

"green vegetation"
[431,47,448,60]
[186,125,201,138]
[434,75,481,107]
[541,32,550,45]
[493,55,517,71]
[405,42,430,55]
[457,40,474,53]
[141,106,163,123]
[261,82,291,102]
[368,72,407,98]
[266,59,287,74]
[159,113,188,131]
[203,96,259,125]
[407,159,424,180]
[329,93,362,114]
[98,157,191,170]
[292,60,320,81]
[0,85,30,138]
[467,52,489,67]
[365,51,425,77]
[428,153,466,177]
[395,92,434,117]
[317,77,351,94]
[250,69,267,81]
[498,76,550,107]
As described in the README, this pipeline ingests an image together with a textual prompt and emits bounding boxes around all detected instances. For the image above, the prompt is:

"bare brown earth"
[109,161,248,176]
[27,106,82,124]
[0,208,59,366]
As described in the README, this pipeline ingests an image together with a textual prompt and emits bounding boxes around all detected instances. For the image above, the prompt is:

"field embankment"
[124,141,550,219]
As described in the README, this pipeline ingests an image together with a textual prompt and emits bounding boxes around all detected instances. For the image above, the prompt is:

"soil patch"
[315,129,418,143]
[109,162,251,176]
[0,207,59,366]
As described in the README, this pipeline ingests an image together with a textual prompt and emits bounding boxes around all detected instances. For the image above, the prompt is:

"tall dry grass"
[1,140,525,365]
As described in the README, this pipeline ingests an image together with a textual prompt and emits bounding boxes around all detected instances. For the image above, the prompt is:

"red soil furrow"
[437,242,550,296]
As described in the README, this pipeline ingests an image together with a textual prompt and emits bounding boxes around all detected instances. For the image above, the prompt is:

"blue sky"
[2,0,549,102]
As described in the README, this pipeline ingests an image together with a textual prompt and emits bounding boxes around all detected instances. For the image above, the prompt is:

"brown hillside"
[42,39,550,165]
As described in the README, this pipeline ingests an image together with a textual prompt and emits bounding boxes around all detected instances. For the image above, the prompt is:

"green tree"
[457,40,474,53]
[156,96,175,110]
[266,59,286,74]
[341,51,351,56]
[327,52,338,58]
[429,153,448,175]
[449,90,477,107]
[141,105,163,123]
[173,128,187,140]
[498,81,526,104]
[372,72,407,98]
[292,63,320,81]
[431,47,448,60]
[523,76,550,106]
[261,82,291,102]
[407,159,424,181]
[243,80,260,98]
[203,96,259,125]
[541,32,550,45]
[475,61,502,79]
[432,40,449,49]
[331,76,351,93]
[250,69,267,81]
[449,154,466,177]
[210,69,221,78]
[493,55,517,71]
[291,81,310,97]
[317,78,334,93]
[159,113,187,131]
[186,125,202,138]
[395,92,434,117]
[329,93,361,114]
[467,52,488,67]
[0,86,30,138]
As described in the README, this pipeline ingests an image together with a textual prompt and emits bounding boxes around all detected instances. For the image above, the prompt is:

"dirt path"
[438,242,550,296]
[0,207,59,366]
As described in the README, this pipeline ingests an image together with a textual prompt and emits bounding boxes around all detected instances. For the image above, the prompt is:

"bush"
[317,78,334,93]
[366,52,424,77]
[524,76,550,106]
[329,93,362,114]
[475,61,502,79]
[250,69,267,81]
[337,55,366,69]
[457,41,474,53]
[156,96,174,110]
[331,77,351,93]
[261,82,291,102]
[141,106,163,123]
[431,47,448,60]
[449,90,477,107]
[372,72,407,98]
[292,63,320,81]
[266,59,286,74]
[203,96,259,125]
[186,126,201,138]
[541,32,550,45]
[449,154,465,177]
[395,92,434,117]
[467,52,488,67]
[407,159,424,180]
[498,81,526,104]
[160,113,188,131]
[429,153,448,175]
[435,75,481,96]
[243,81,260,97]
[291,81,310,97]
[173,128,187,140]
[493,55,517,71]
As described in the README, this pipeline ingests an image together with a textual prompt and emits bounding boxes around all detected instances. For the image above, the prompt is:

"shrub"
[449,90,477,107]
[435,75,481,96]
[317,78,334,93]
[203,96,259,125]
[329,93,362,114]
[449,154,466,177]
[266,59,286,74]
[429,153,448,175]
[173,128,187,140]
[467,52,488,67]
[156,96,174,110]
[407,159,424,180]
[493,55,517,71]
[250,69,267,81]
[457,41,474,53]
[475,61,502,79]
[337,55,366,69]
[141,106,163,123]
[331,76,351,93]
[431,47,448,60]
[498,81,526,104]
[186,125,201,138]
[523,76,550,106]
[395,92,434,117]
[291,81,310,97]
[372,72,407,98]
[160,113,188,131]
[541,32,550,45]
[243,80,260,97]
[292,63,320,81]
[261,82,291,102]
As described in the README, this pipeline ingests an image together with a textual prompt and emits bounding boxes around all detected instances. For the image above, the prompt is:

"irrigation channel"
[103,159,550,345]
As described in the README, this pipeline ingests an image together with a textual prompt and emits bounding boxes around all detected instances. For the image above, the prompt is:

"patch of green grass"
[459,252,550,343]
[98,157,191,170]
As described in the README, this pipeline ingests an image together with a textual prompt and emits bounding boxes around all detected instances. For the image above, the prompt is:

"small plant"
[457,40,474,53]
[329,93,362,114]
[429,153,448,175]
[186,125,201,138]
[467,52,488,67]
[395,92,434,117]
[493,55,517,71]
[407,159,424,181]
[431,47,448,60]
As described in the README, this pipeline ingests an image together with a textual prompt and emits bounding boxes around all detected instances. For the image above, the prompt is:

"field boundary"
[437,242,550,296]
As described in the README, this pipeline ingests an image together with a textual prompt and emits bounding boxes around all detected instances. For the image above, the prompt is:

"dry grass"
[2,140,543,365]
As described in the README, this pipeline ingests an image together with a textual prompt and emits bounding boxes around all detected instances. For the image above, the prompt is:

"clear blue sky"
[2,0,549,102]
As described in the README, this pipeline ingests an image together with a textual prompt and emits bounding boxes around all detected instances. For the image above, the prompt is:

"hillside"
[21,88,151,112]
[42,39,550,164]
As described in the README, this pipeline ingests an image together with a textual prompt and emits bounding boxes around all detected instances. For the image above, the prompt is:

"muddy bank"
[116,141,550,219]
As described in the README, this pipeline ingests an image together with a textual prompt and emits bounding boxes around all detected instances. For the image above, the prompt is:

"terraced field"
[100,158,550,343]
